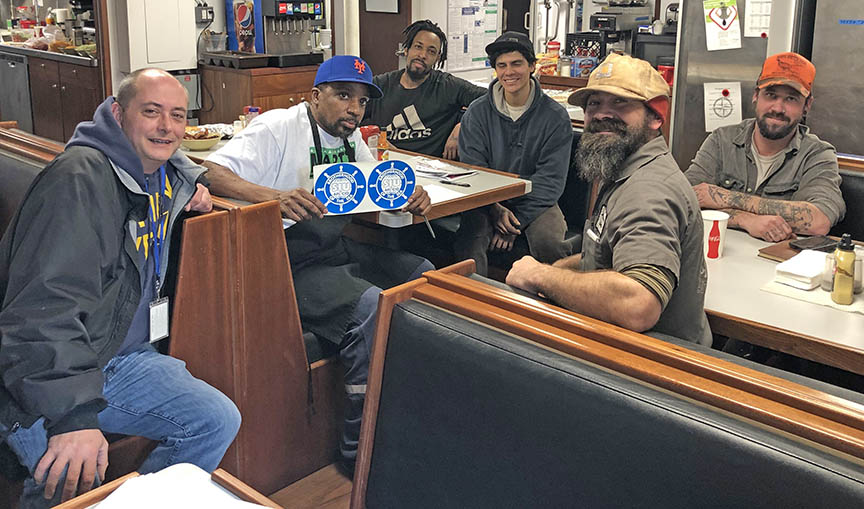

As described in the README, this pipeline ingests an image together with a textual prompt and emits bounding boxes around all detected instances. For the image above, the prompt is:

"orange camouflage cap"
[756,52,815,97]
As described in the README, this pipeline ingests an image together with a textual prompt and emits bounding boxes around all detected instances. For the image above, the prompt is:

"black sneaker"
[335,458,356,480]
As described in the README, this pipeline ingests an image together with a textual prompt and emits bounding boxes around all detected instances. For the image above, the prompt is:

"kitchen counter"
[0,43,98,67]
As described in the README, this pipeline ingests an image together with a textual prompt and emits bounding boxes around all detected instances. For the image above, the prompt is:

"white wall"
[108,1,227,96]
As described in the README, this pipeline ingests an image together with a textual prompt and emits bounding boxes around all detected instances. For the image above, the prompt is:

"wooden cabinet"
[199,65,318,124]
[29,57,102,142]
[29,58,64,142]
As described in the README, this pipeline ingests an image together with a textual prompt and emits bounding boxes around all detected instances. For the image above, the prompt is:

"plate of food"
[181,126,222,151]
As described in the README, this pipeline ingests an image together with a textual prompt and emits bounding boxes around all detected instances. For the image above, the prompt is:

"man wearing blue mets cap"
[205,55,433,472]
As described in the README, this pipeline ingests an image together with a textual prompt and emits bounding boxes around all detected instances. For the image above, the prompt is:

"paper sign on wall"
[447,1,499,72]
[703,0,742,51]
[744,0,772,38]
[704,82,742,132]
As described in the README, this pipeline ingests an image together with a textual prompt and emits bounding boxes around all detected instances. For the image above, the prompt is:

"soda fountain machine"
[224,1,324,67]
[261,2,325,56]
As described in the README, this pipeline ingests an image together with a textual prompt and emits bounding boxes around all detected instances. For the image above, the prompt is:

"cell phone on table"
[789,235,837,252]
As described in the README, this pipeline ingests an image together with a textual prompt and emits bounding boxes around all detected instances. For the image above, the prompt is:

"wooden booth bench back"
[352,261,864,508]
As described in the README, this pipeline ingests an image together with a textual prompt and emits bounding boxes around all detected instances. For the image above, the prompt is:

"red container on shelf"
[658,65,675,87]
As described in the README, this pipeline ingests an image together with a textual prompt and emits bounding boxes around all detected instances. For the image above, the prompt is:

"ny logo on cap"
[354,59,366,74]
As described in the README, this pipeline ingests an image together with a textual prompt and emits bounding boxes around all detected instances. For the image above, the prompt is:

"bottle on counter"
[377,126,391,161]
[359,125,380,160]
[831,233,856,305]
[243,106,261,125]
[558,55,573,77]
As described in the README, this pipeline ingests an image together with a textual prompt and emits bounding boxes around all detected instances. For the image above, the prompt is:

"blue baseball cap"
[313,55,383,99]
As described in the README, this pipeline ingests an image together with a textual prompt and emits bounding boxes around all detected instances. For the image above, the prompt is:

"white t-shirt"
[751,131,786,190]
[206,104,374,226]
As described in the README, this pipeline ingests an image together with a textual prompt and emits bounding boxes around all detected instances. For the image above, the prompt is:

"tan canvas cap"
[568,53,670,108]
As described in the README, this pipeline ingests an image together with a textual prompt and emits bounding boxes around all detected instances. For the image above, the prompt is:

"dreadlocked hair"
[401,19,447,68]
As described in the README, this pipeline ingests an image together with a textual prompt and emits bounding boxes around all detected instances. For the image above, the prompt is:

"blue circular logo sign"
[314,163,366,214]
[368,160,415,210]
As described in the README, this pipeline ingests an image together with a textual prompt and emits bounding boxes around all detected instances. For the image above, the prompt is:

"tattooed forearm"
[705,185,728,208]
[756,200,814,231]
[715,188,818,232]
[696,183,827,233]
[719,209,751,229]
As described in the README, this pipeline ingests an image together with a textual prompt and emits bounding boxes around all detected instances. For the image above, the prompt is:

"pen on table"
[422,215,436,239]
[439,180,471,187]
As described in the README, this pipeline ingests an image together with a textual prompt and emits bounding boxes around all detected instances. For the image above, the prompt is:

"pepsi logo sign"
[237,4,253,28]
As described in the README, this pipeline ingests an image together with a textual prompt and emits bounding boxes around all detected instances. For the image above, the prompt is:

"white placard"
[703,82,743,132]
[703,0,742,51]
[447,1,500,72]
[313,160,416,215]
[366,0,399,13]
[744,0,772,38]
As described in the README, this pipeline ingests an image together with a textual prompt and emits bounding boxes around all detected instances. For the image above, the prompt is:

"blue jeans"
[338,258,434,464]
[4,346,241,509]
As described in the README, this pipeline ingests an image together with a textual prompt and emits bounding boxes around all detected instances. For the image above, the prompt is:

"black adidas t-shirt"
[363,69,485,158]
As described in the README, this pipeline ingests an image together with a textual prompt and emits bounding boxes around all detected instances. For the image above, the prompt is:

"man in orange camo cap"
[685,52,845,243]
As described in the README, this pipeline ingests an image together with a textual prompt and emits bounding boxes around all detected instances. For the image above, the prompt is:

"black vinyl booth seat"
[362,299,864,509]
[830,169,864,242]
[0,148,45,236]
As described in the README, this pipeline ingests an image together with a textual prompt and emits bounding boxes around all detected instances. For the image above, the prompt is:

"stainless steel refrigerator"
[669,0,817,169]
[807,0,864,158]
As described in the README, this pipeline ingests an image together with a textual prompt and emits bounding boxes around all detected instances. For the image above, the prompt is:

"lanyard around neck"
[143,164,167,294]
[305,102,355,178]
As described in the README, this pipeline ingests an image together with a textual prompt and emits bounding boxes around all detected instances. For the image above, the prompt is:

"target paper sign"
[313,160,416,215]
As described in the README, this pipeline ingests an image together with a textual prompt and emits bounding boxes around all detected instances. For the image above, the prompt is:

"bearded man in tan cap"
[506,53,711,346]
[685,52,845,242]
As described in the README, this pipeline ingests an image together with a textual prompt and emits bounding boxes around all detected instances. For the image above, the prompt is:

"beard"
[576,117,658,182]
[318,116,359,139]
[405,58,432,81]
[755,111,799,140]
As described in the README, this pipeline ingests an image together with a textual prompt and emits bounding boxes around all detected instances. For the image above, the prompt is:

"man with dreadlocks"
[362,19,484,160]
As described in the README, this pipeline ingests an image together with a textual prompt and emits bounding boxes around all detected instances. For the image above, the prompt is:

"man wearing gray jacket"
[456,32,574,275]
[0,69,240,508]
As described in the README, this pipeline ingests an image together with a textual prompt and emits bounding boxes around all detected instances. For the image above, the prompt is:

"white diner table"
[704,229,864,375]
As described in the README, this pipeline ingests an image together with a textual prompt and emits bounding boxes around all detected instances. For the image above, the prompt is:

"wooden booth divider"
[169,198,344,495]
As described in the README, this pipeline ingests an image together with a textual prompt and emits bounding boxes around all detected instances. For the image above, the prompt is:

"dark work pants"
[337,259,433,464]
[454,204,573,276]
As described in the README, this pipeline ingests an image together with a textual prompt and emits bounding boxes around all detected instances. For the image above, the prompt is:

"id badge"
[149,297,170,343]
